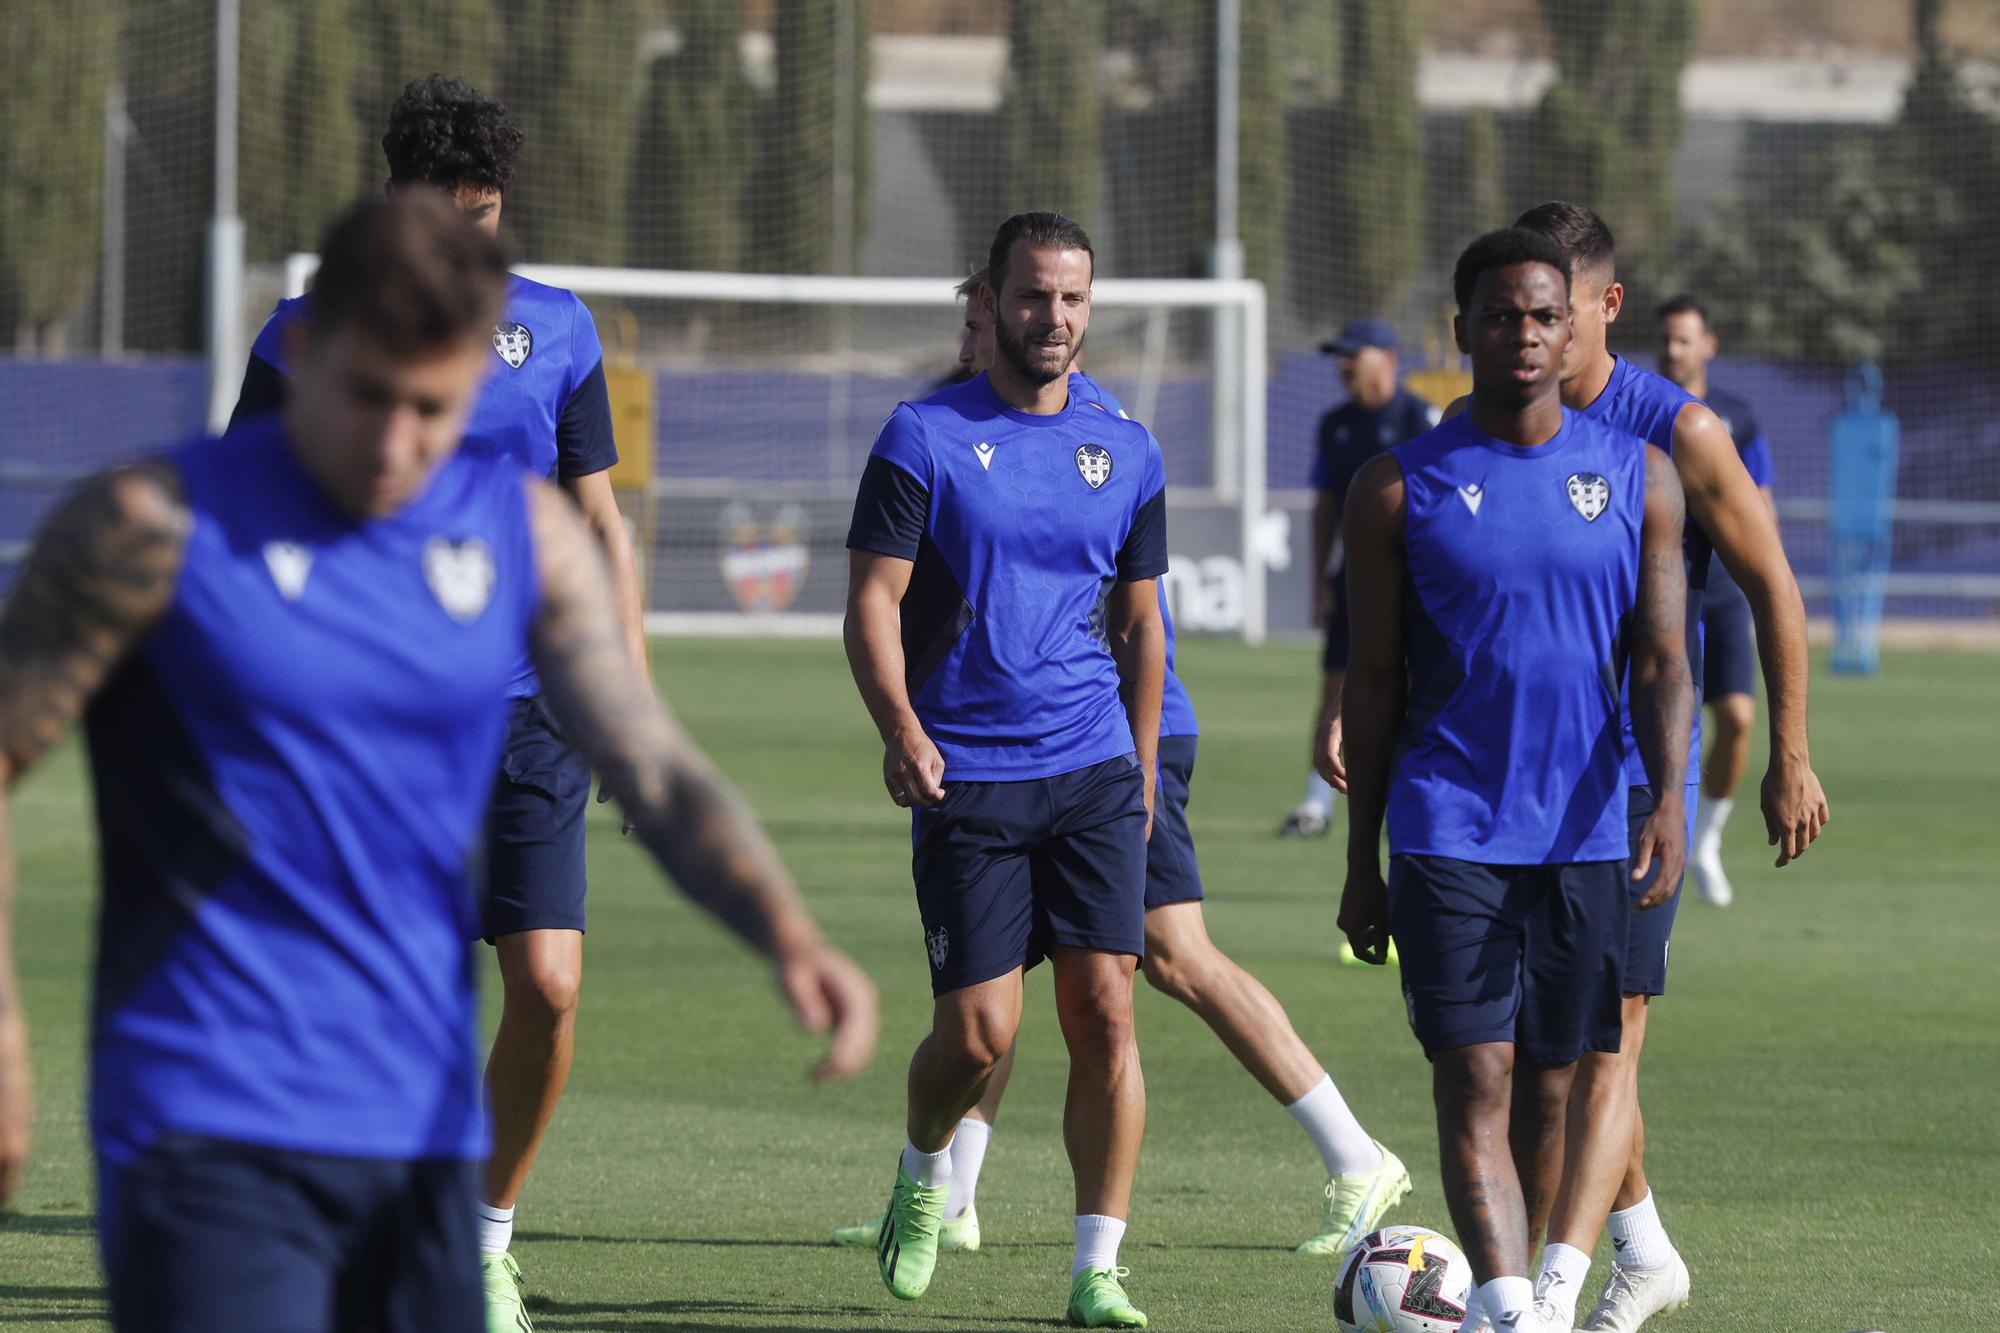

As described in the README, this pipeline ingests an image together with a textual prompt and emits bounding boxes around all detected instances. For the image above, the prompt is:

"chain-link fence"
[4,0,1997,629]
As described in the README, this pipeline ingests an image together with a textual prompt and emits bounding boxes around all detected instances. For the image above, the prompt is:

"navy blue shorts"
[481,695,590,943]
[1321,578,1352,673]
[1389,855,1628,1067]
[1623,783,1700,997]
[1145,736,1204,909]
[911,753,1149,996]
[1700,565,1758,700]
[98,1134,480,1333]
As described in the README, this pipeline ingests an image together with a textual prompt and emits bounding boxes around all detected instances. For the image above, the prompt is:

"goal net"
[283,258,1273,641]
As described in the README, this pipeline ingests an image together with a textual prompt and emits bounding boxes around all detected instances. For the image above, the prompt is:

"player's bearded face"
[285,323,493,519]
[992,244,1091,387]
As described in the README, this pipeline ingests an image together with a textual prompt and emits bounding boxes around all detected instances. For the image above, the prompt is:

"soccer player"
[1503,203,1827,1331]
[831,268,1410,1264]
[1277,320,1438,840]
[1339,227,1692,1333]
[0,192,875,1333]
[845,212,1165,1328]
[1657,294,1779,908]
[228,76,647,1326]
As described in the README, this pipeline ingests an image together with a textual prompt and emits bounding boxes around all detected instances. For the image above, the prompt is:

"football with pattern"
[1334,1226,1472,1333]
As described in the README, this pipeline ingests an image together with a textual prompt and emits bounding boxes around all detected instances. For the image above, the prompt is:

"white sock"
[901,1138,954,1190]
[1071,1213,1126,1277]
[476,1200,515,1255]
[1284,1074,1383,1176]
[1301,772,1336,816]
[1606,1190,1676,1269]
[1694,794,1733,853]
[1475,1275,1534,1326]
[944,1117,991,1219]
[1535,1242,1593,1325]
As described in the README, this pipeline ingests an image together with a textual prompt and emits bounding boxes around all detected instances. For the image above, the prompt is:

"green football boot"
[875,1162,948,1300]
[1065,1266,1148,1329]
[1296,1142,1413,1256]
[480,1251,534,1333]
[834,1203,979,1251]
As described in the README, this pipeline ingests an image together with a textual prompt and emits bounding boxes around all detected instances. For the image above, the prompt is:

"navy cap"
[1321,318,1399,356]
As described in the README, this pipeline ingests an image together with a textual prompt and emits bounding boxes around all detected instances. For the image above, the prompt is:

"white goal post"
[283,257,1271,642]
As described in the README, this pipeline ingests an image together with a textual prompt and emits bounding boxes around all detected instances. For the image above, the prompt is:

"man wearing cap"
[1277,319,1440,840]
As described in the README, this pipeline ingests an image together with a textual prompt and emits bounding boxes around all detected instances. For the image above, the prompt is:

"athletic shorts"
[480,695,591,943]
[911,752,1149,996]
[98,1133,480,1333]
[1145,736,1204,909]
[1701,563,1758,700]
[1388,855,1628,1067]
[1623,783,1701,997]
[1321,576,1352,673]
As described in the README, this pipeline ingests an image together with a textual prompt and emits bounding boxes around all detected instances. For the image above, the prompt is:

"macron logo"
[1458,483,1484,516]
[973,441,996,471]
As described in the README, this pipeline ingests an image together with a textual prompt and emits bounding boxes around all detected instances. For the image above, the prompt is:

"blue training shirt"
[232,274,615,699]
[1703,384,1774,488]
[1068,371,1197,740]
[84,416,540,1164]
[847,372,1169,782]
[1386,410,1645,865]
[1576,354,1706,790]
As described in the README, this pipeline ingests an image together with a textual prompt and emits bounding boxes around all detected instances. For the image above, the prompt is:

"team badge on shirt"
[422,536,497,623]
[262,540,313,600]
[926,925,949,970]
[1075,444,1113,490]
[492,322,533,369]
[1565,472,1610,522]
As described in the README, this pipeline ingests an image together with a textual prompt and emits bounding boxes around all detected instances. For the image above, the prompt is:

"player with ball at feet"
[1338,228,1693,1333]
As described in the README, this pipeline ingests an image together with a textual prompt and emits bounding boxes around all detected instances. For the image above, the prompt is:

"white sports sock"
[1534,1242,1593,1325]
[1606,1190,1677,1269]
[1301,772,1336,816]
[1284,1074,1383,1177]
[944,1117,991,1219]
[1693,795,1733,853]
[1474,1275,1534,1327]
[901,1138,954,1191]
[476,1200,515,1256]
[1071,1213,1126,1278]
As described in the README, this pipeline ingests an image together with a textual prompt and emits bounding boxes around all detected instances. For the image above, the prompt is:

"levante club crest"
[1566,471,1610,522]
[493,322,533,369]
[1076,443,1113,489]
[718,501,810,613]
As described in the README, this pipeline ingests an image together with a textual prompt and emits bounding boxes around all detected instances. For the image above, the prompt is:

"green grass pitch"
[3,638,1996,1330]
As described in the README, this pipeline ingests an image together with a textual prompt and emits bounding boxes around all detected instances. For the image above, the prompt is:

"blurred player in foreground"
[1508,203,1826,1332]
[845,212,1165,1327]
[0,192,875,1333]
[832,267,1408,1267]
[1339,227,1691,1333]
[1657,294,1780,909]
[1278,319,1437,840]
[229,75,648,1329]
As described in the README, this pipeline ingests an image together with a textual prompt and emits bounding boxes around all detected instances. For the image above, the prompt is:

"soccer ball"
[1334,1226,1473,1333]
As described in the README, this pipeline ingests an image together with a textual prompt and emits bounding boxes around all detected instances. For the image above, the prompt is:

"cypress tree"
[1002,0,1103,221]
[630,0,752,271]
[759,0,872,275]
[1330,0,1422,317]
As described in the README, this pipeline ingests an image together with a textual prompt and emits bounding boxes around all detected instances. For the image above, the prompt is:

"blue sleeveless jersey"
[241,274,613,699]
[84,417,540,1163]
[1575,355,1705,789]
[1386,411,1644,864]
[847,373,1170,781]
[1069,371,1197,739]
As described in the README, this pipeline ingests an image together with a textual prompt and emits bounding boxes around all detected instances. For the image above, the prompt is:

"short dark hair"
[1656,294,1709,326]
[309,191,509,355]
[1514,201,1615,282]
[985,212,1094,291]
[382,74,524,192]
[955,267,989,302]
[1453,227,1572,311]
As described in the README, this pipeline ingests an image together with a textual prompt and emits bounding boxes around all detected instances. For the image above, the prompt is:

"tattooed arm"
[1630,444,1693,908]
[523,479,877,1083]
[0,463,190,1206]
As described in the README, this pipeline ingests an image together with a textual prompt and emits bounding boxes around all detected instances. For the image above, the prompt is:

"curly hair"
[381,74,524,192]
